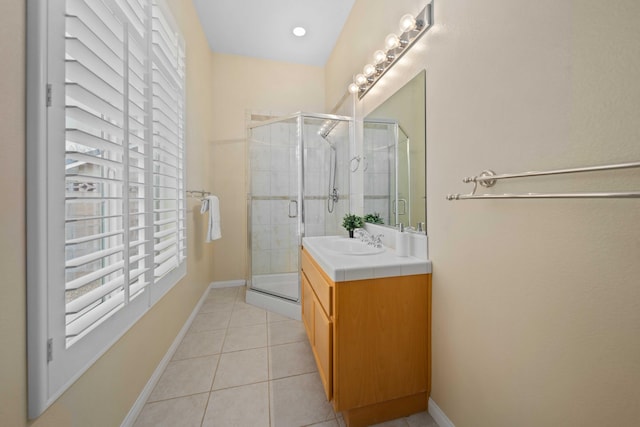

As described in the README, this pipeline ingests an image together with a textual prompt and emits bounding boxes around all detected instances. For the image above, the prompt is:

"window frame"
[26,0,186,418]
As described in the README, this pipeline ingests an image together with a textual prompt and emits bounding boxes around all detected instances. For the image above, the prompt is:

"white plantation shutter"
[27,0,185,417]
[151,4,186,281]
[64,0,131,344]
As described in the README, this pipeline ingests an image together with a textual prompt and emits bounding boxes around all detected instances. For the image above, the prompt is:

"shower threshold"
[246,287,302,321]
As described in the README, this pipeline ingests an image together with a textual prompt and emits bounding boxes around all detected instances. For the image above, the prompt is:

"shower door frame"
[246,112,352,304]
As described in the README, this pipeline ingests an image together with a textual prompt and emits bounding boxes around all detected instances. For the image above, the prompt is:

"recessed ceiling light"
[292,27,306,37]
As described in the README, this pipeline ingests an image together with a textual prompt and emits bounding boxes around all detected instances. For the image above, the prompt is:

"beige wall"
[0,0,215,425]
[209,53,325,281]
[327,1,640,426]
[0,0,27,424]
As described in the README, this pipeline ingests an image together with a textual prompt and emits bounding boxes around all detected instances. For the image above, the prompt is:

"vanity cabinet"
[300,246,432,427]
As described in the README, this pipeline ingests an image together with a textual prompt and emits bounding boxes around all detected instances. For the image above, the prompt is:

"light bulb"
[292,27,306,37]
[399,14,416,32]
[373,50,387,65]
[363,64,376,77]
[385,33,400,50]
[348,83,359,94]
[355,74,367,86]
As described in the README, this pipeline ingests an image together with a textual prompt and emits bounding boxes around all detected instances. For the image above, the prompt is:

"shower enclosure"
[246,113,351,316]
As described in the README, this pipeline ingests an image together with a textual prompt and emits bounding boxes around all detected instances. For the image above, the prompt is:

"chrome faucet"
[370,234,384,248]
[354,228,384,248]
[354,228,370,242]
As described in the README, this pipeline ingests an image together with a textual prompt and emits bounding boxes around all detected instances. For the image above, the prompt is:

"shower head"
[318,120,339,140]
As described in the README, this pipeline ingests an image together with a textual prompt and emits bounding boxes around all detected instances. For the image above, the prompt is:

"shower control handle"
[288,200,298,218]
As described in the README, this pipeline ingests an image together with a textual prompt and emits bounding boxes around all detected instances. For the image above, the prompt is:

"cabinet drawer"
[314,300,333,401]
[301,248,332,316]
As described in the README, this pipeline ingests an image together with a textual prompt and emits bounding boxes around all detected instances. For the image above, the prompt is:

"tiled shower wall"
[303,121,350,239]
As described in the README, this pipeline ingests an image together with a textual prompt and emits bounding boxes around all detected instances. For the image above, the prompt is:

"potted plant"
[363,212,384,225]
[342,213,364,238]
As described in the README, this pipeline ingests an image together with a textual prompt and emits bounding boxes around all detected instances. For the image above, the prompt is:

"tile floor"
[134,286,438,427]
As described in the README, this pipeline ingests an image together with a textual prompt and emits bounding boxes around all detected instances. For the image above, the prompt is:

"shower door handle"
[288,200,298,218]
[393,199,407,215]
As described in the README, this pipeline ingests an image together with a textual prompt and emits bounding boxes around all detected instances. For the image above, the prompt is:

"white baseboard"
[210,279,246,289]
[120,286,212,427]
[429,398,455,427]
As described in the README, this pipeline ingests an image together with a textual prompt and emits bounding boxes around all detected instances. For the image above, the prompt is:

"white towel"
[201,195,222,242]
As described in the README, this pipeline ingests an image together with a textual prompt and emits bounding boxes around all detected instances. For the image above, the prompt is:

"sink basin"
[322,238,385,256]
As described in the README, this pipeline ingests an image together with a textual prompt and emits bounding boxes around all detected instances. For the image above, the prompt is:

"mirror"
[363,70,426,232]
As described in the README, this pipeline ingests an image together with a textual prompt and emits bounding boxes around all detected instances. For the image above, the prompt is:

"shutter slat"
[66,245,124,268]
[153,107,179,130]
[66,261,124,291]
[66,213,123,223]
[154,227,177,239]
[66,128,122,154]
[152,14,178,54]
[66,275,124,314]
[154,258,177,279]
[152,89,178,116]
[154,217,176,227]
[66,292,124,337]
[155,247,177,265]
[67,0,123,43]
[154,237,176,252]
[153,120,179,141]
[66,174,124,185]
[65,14,122,62]
[66,61,123,109]
[66,229,124,245]
[66,37,122,86]
[66,150,123,171]
[67,83,122,120]
[66,106,123,138]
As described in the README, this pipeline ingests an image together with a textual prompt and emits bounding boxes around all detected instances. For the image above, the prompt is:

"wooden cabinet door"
[302,274,314,344]
[314,301,333,400]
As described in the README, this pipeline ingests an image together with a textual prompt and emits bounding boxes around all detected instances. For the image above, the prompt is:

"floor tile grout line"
[144,391,210,405]
[210,378,271,393]
[201,288,235,426]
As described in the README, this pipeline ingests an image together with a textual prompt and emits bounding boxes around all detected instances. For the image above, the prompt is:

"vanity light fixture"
[348,2,433,99]
[373,50,387,66]
[354,73,368,86]
[363,64,376,78]
[384,33,401,50]
[399,14,417,32]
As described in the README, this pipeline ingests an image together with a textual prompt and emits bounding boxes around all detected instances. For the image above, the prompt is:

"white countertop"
[302,235,432,282]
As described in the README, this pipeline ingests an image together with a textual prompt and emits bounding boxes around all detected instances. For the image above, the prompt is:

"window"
[27,0,185,418]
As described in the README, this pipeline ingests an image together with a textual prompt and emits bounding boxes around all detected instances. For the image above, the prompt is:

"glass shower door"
[248,117,301,301]
[396,126,411,227]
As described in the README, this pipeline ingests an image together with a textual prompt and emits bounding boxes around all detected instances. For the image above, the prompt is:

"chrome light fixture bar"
[348,3,434,99]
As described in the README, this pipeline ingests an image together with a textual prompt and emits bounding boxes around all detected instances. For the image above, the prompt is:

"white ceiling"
[192,0,356,67]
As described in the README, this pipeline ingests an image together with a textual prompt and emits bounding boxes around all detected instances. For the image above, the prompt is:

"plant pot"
[348,230,354,238]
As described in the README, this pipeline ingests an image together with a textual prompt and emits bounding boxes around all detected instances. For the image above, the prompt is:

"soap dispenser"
[396,223,409,257]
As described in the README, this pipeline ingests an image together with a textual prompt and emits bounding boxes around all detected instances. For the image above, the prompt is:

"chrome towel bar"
[186,189,211,199]
[447,161,640,200]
